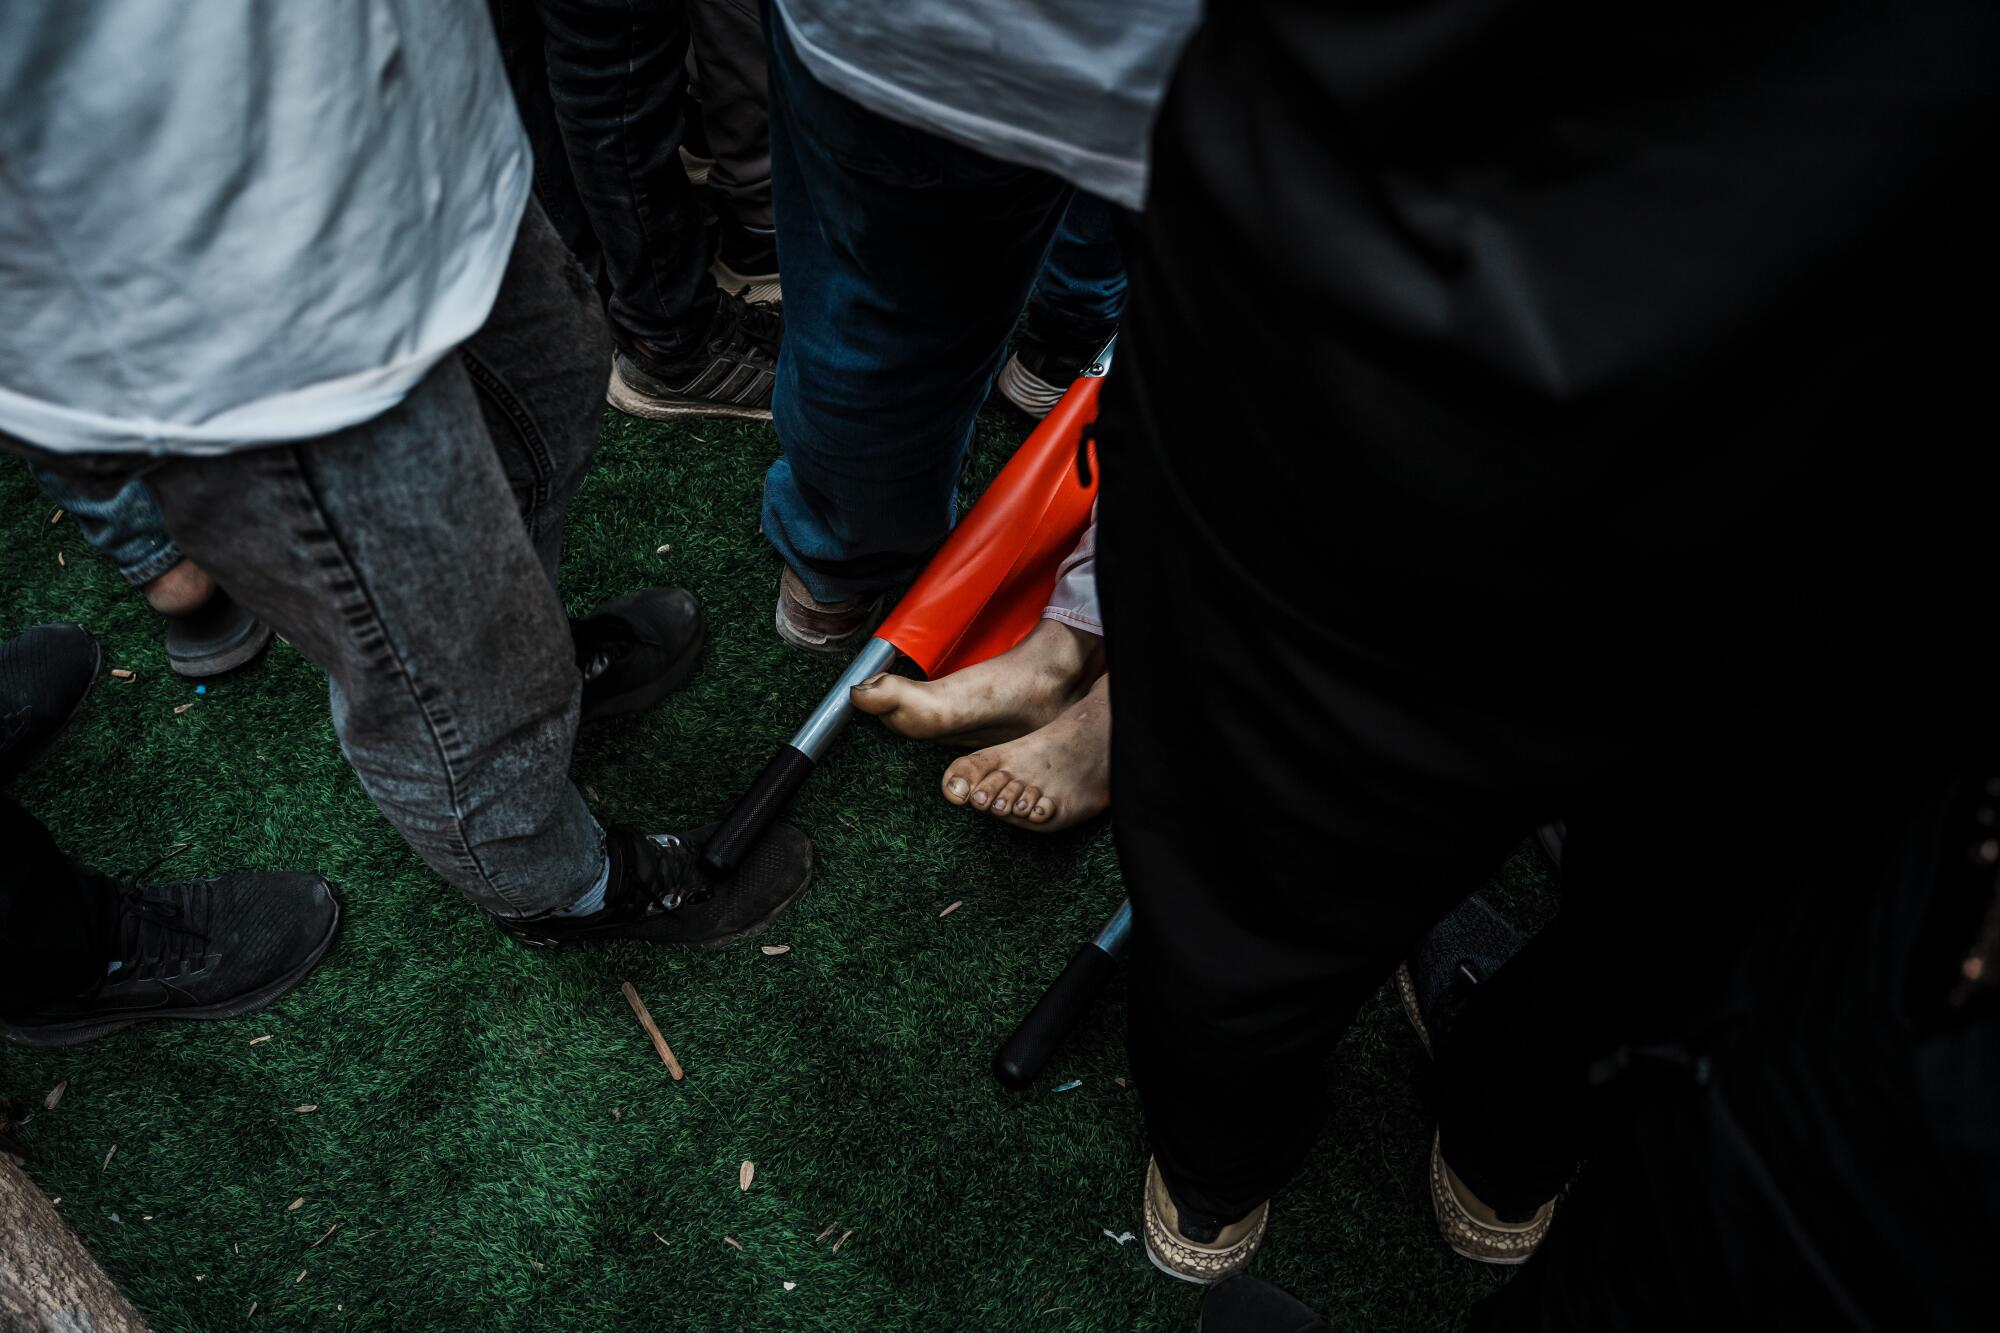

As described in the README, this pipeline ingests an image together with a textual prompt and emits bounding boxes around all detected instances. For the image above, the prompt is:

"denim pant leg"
[536,0,714,354]
[760,5,1075,604]
[32,468,182,587]
[1026,191,1127,344]
[144,205,611,919]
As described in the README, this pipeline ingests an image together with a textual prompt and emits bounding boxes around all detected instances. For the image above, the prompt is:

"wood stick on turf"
[621,981,685,1080]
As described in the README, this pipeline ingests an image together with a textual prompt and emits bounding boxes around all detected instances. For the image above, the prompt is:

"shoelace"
[716,291,782,357]
[611,832,712,915]
[101,864,213,985]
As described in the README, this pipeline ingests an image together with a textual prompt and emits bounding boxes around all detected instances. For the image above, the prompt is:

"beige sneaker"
[774,565,884,656]
[1428,1132,1554,1265]
[1141,1157,1269,1284]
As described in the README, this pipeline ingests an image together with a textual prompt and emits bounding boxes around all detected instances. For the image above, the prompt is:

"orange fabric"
[879,375,1102,678]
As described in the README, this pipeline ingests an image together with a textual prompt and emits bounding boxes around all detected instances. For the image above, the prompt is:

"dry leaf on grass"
[723,1235,742,1250]
[101,1145,116,1170]
[295,1269,307,1284]
[56,551,65,567]
[50,508,64,525]
[286,1198,304,1212]
[655,544,672,556]
[110,668,134,680]
[938,900,962,919]
[294,1105,317,1114]
[248,1035,272,1046]
[652,1232,670,1247]
[814,1223,838,1243]
[739,1160,755,1192]
[831,1230,853,1256]
[44,1081,66,1111]
[173,702,196,716]
[760,944,790,956]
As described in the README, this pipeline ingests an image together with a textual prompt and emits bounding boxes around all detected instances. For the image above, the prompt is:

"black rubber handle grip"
[992,941,1119,1091]
[703,744,815,875]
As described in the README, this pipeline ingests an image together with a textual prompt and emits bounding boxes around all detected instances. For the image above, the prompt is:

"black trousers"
[1098,0,2000,1242]
[490,0,744,354]
[1460,762,2000,1330]
[0,795,104,1018]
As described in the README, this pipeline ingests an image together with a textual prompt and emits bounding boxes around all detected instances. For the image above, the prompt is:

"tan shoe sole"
[1429,1132,1553,1266]
[1141,1158,1268,1285]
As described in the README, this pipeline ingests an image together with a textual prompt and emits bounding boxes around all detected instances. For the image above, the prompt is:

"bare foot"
[142,559,214,617]
[851,617,1103,748]
[939,674,1110,831]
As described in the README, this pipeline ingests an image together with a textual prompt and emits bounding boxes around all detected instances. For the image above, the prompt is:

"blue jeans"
[1028,191,1126,346]
[761,6,1086,603]
[33,469,181,586]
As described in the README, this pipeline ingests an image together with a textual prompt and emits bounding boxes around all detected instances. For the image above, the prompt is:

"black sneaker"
[0,623,100,784]
[3,867,341,1048]
[573,587,706,724]
[499,822,812,950]
[163,588,273,678]
[712,218,780,305]
[606,291,781,422]
[994,322,1112,419]
[1393,894,1525,1057]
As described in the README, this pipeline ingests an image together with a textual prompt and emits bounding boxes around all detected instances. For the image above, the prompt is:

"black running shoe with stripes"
[608,290,781,422]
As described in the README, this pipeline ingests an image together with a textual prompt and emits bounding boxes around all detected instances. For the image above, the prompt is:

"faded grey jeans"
[58,202,613,917]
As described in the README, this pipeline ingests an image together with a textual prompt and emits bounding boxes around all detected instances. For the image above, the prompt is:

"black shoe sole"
[166,618,274,679]
[606,358,773,423]
[2,885,342,1049]
[578,603,708,725]
[507,864,811,953]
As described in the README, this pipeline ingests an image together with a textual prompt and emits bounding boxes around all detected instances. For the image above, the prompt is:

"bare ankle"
[142,559,215,616]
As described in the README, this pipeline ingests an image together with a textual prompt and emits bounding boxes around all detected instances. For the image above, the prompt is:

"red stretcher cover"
[876,375,1102,679]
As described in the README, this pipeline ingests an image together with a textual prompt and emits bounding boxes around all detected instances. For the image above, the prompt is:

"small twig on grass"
[621,981,684,1080]
[831,1230,853,1256]
[310,1224,339,1248]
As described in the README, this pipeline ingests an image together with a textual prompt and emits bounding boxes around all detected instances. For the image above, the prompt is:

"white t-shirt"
[772,0,1200,212]
[0,0,530,456]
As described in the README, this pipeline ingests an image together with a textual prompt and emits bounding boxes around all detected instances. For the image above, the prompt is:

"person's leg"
[997,195,1126,417]
[0,795,105,1018]
[32,469,183,593]
[1097,349,1559,1233]
[1026,193,1126,345]
[488,0,602,282]
[145,206,609,919]
[687,0,776,297]
[533,0,712,356]
[31,467,273,676]
[760,5,1075,612]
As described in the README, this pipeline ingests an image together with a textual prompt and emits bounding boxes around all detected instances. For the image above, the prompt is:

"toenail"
[947,778,967,797]
[973,792,988,806]
[855,674,884,690]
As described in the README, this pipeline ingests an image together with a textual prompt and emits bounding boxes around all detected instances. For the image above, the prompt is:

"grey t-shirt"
[0,0,529,456]
[772,0,1200,210]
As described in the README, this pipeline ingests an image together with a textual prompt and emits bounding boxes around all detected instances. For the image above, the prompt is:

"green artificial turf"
[0,403,1553,1332]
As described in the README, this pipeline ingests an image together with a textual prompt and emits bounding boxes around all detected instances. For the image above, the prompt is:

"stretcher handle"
[993,900,1132,1090]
